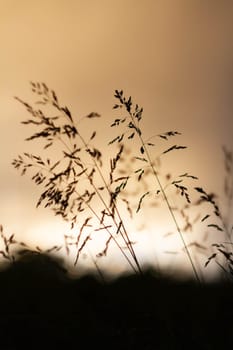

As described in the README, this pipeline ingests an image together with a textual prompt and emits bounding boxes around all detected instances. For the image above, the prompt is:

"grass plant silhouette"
[1,81,233,350]
[195,146,233,280]
[110,89,202,282]
[11,82,232,283]
[12,82,143,276]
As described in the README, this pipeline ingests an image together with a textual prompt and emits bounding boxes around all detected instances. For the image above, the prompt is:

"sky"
[0,0,233,280]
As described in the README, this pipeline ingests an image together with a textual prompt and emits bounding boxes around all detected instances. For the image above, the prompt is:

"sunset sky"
[0,0,233,279]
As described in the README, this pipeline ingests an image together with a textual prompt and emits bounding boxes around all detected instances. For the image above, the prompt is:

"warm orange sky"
[0,0,233,278]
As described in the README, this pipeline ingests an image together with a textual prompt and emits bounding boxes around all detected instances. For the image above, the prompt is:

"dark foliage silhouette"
[0,252,232,349]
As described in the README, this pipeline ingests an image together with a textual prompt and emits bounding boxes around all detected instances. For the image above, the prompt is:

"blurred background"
[0,0,232,281]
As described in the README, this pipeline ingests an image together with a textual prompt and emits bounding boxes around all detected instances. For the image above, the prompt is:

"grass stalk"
[111,90,201,283]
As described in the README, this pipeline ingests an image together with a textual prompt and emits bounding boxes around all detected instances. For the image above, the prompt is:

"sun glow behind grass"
[0,190,221,282]
[3,82,231,284]
[0,172,228,283]
[23,218,219,282]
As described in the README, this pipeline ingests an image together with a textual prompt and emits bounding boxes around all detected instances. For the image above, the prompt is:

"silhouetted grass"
[8,82,232,283]
[0,82,232,349]
[196,146,233,280]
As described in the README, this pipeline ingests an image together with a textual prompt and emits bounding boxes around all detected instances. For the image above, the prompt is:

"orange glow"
[0,1,232,280]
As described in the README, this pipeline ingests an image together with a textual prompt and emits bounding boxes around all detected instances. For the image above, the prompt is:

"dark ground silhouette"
[0,251,232,350]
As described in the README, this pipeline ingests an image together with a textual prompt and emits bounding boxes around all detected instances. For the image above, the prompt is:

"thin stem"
[60,115,143,274]
[29,154,139,274]
[129,113,201,284]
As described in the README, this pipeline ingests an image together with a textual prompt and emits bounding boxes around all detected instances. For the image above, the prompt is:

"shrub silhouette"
[0,252,233,349]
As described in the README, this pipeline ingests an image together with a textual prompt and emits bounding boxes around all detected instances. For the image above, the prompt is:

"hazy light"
[0,0,232,281]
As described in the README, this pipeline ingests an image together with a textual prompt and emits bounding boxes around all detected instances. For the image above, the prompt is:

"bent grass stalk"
[138,136,200,283]
[12,82,142,275]
[110,90,201,283]
[74,129,142,274]
[53,121,140,273]
[198,147,233,279]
